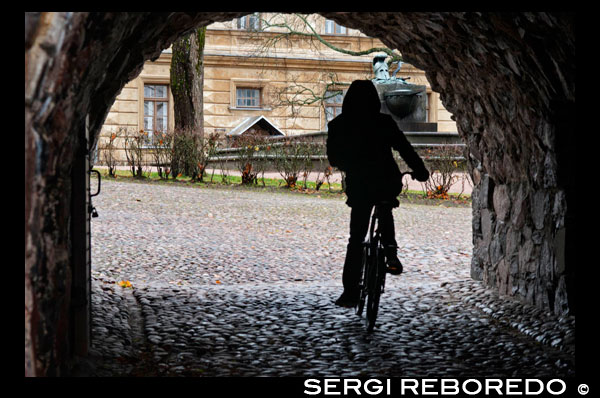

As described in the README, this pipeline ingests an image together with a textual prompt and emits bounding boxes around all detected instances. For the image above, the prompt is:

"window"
[325,19,347,35]
[324,89,345,124]
[237,13,260,31]
[236,87,261,108]
[143,84,169,145]
[229,79,270,111]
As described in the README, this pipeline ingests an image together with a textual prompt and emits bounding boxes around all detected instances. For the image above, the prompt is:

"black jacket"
[326,80,429,207]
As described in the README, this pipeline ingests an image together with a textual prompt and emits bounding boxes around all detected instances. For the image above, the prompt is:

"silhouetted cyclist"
[326,80,430,308]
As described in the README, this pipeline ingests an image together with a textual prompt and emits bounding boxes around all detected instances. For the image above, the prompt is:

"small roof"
[226,115,285,137]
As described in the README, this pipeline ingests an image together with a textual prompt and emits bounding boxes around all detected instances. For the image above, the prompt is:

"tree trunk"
[170,27,206,136]
[170,27,206,179]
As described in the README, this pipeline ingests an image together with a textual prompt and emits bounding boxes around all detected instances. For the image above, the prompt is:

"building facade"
[98,13,457,163]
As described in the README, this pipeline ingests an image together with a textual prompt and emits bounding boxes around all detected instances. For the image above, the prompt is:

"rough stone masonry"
[25,12,575,376]
[320,12,575,317]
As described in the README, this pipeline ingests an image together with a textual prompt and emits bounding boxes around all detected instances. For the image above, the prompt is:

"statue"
[372,55,390,81]
[372,55,408,84]
[370,55,434,130]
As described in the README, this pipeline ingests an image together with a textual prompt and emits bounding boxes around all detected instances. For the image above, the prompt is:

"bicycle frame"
[354,171,412,331]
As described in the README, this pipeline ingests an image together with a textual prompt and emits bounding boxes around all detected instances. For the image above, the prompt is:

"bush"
[170,129,218,181]
[170,129,194,179]
[420,144,467,199]
[299,140,321,189]
[231,134,267,185]
[271,136,313,188]
[99,127,122,177]
[209,136,233,184]
[197,133,220,182]
[148,130,174,179]
[124,129,148,178]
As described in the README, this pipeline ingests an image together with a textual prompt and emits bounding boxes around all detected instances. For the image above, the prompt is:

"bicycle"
[355,171,413,332]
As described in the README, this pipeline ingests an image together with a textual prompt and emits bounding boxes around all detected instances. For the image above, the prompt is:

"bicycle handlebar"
[400,171,415,179]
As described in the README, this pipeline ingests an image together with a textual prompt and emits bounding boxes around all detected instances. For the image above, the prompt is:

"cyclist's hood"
[342,80,381,116]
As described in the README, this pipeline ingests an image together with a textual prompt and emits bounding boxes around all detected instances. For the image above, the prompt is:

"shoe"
[385,246,403,275]
[335,291,359,308]
[386,256,403,275]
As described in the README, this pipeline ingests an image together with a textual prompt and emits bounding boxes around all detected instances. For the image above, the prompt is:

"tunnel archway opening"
[85,15,476,374]
[25,12,575,377]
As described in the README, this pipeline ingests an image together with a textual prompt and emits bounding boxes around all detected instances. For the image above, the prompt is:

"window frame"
[237,12,261,31]
[324,88,346,128]
[229,79,271,112]
[324,19,347,35]
[235,87,262,109]
[142,83,170,147]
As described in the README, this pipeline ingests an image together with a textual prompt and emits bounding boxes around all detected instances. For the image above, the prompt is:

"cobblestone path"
[83,179,575,378]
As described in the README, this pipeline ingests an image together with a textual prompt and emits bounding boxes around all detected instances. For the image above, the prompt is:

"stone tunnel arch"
[25,12,575,376]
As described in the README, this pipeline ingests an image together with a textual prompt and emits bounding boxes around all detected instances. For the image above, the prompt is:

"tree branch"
[252,14,403,64]
[294,14,402,62]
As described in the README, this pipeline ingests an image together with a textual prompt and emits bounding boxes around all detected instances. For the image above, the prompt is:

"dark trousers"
[342,204,397,294]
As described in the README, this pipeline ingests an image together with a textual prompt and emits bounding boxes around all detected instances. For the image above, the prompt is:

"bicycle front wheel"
[365,283,380,332]
[365,246,384,332]
[355,243,369,316]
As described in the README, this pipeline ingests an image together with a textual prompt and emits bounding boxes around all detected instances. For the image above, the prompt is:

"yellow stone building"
[98,13,457,162]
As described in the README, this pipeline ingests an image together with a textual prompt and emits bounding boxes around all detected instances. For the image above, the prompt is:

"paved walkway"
[77,178,574,378]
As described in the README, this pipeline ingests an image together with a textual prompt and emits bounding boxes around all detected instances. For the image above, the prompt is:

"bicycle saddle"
[374,200,396,208]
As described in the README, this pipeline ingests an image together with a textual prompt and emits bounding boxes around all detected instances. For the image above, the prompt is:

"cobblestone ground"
[79,178,575,378]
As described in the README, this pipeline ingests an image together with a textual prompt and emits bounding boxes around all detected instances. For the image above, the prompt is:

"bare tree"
[245,13,403,113]
[252,14,401,64]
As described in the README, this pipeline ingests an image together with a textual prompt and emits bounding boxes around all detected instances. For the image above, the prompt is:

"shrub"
[419,144,466,199]
[197,133,220,182]
[170,129,194,179]
[271,136,312,188]
[231,134,267,185]
[99,127,122,177]
[299,140,320,189]
[169,129,218,181]
[211,136,232,184]
[124,129,148,178]
[148,130,174,179]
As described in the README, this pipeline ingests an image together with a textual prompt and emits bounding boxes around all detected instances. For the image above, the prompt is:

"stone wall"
[25,11,242,377]
[321,12,575,315]
[25,12,575,376]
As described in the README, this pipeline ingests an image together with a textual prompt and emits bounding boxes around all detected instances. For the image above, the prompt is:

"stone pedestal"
[374,81,437,132]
